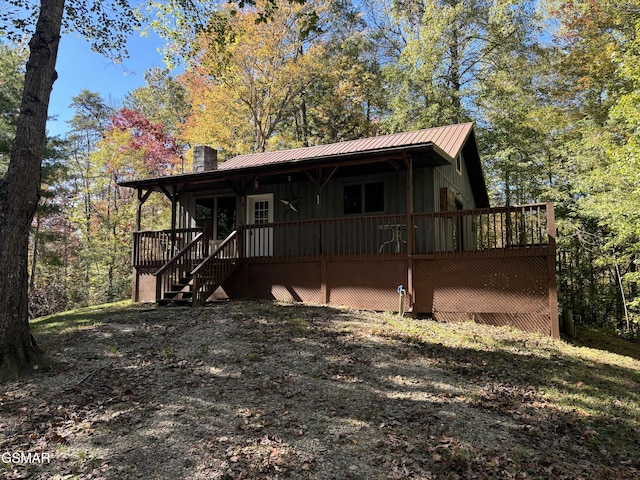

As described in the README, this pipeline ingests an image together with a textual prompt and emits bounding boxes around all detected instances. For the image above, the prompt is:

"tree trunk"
[0,0,65,382]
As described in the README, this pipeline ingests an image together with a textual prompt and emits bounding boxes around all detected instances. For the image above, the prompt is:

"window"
[343,181,384,215]
[252,200,270,225]
[195,198,214,230]
[456,153,463,175]
[196,196,237,240]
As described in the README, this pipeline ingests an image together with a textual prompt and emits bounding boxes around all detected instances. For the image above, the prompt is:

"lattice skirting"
[327,260,407,311]
[134,254,558,337]
[242,262,322,303]
[414,256,555,336]
[236,260,407,310]
[134,267,156,303]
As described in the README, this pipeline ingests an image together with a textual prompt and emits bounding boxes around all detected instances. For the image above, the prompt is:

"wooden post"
[133,189,151,304]
[136,189,143,232]
[170,185,178,254]
[547,203,560,338]
[404,154,414,312]
[136,189,153,231]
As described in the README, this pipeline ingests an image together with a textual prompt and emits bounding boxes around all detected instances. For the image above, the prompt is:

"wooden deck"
[130,203,558,337]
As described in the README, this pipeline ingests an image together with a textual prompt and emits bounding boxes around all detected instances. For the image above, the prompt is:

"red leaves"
[108,108,182,178]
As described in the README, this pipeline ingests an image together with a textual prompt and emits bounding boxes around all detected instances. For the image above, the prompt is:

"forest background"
[0,0,638,336]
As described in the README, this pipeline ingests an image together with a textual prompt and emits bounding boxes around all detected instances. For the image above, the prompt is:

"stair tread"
[164,291,193,298]
[158,258,239,307]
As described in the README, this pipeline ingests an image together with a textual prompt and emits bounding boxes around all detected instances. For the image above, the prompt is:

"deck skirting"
[134,251,558,337]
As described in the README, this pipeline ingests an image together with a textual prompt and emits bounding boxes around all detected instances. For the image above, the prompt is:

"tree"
[0,0,67,380]
[125,67,191,139]
[109,108,182,176]
[28,138,71,318]
[476,42,550,206]
[293,1,385,144]
[64,106,180,305]
[0,0,141,381]
[180,0,331,155]
[301,38,384,144]
[64,90,114,306]
[543,0,640,332]
[179,0,381,154]
[379,0,541,131]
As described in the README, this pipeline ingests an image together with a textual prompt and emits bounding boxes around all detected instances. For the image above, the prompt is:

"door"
[246,193,274,256]
[196,196,237,249]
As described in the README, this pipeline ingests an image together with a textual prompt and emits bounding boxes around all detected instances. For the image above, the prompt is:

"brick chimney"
[193,145,218,172]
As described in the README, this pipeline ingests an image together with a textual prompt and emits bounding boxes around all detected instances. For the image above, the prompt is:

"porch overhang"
[119,143,489,208]
[119,143,446,190]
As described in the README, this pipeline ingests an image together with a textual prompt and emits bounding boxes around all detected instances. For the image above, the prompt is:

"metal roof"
[218,122,474,171]
[118,122,488,206]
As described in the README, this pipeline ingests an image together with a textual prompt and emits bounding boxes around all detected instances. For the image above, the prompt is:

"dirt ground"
[1,300,639,479]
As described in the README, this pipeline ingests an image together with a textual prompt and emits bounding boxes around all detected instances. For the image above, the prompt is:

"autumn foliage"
[10,0,639,335]
[108,108,182,179]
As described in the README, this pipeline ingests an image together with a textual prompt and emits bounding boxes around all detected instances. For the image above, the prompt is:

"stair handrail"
[191,230,239,305]
[190,230,238,275]
[155,230,208,302]
[154,231,207,276]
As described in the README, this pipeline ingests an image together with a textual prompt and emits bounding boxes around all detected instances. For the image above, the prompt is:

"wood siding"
[178,163,449,230]
[433,153,476,211]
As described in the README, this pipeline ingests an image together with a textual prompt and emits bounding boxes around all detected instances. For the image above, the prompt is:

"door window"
[253,200,270,225]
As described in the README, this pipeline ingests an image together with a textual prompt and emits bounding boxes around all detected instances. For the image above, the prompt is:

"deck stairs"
[158,273,196,306]
[155,230,239,306]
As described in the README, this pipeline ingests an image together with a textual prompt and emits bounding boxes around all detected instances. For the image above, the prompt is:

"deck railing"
[192,231,239,305]
[413,203,551,257]
[133,204,554,267]
[242,213,409,261]
[242,204,552,262]
[133,228,204,267]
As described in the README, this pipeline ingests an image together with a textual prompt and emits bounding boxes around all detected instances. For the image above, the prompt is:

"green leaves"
[0,43,26,177]
[61,0,140,62]
[544,0,640,330]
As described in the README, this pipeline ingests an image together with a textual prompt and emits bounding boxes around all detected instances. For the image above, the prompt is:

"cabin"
[119,122,559,337]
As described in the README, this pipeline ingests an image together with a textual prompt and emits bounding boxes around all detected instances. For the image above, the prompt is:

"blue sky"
[47,30,169,138]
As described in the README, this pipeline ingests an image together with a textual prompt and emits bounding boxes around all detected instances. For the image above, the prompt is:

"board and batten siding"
[433,153,476,211]
[268,181,317,222]
[413,167,435,214]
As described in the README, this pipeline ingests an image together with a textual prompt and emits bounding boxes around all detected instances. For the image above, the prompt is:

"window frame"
[455,153,463,176]
[342,180,385,215]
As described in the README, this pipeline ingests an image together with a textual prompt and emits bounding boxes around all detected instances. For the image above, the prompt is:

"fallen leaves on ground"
[1,301,639,479]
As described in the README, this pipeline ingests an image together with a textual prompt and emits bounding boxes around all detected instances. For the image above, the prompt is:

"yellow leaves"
[92,129,141,179]
[180,73,254,156]
[180,0,327,154]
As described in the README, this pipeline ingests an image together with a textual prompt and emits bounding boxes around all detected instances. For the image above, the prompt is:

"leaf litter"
[1,300,639,479]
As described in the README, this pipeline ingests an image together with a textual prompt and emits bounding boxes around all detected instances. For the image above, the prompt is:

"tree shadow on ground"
[4,300,640,479]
